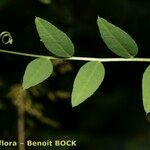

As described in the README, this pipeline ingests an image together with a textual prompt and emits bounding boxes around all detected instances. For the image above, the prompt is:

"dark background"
[0,0,150,149]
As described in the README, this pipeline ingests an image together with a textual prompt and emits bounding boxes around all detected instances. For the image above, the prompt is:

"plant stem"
[1,49,150,62]
[17,91,26,150]
[18,104,25,150]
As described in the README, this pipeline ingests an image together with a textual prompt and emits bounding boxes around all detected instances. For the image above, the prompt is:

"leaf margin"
[142,65,150,114]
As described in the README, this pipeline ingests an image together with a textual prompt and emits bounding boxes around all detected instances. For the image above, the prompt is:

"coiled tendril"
[0,31,13,44]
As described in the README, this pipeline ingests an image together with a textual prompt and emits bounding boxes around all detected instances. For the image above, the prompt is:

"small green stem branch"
[0,49,150,62]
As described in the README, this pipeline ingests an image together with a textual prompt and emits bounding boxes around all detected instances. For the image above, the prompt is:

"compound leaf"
[35,17,74,57]
[71,61,105,107]
[142,65,150,114]
[23,58,53,89]
[97,17,138,58]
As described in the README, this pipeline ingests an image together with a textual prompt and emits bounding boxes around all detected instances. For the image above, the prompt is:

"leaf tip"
[97,16,101,23]
[22,85,28,90]
[22,81,30,90]
[35,17,44,25]
[35,16,40,23]
[71,100,78,108]
[97,16,105,22]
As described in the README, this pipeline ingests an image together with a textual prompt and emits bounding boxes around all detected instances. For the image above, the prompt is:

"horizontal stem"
[0,49,150,62]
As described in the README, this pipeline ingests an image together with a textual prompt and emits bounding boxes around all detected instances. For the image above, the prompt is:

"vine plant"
[1,17,150,115]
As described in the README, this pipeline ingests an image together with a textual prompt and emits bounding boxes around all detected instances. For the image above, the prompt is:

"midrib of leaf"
[73,62,100,103]
[38,20,70,57]
[100,19,132,58]
[25,60,49,88]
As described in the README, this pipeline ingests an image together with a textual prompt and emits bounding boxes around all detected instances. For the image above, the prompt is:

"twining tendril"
[0,31,13,44]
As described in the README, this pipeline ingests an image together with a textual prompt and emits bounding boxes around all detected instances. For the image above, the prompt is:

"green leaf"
[23,58,53,89]
[35,17,74,57]
[71,61,105,107]
[97,17,138,58]
[142,65,150,114]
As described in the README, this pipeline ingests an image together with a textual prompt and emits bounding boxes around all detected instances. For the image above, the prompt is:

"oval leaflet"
[23,58,53,89]
[142,65,150,114]
[35,17,74,57]
[71,61,105,107]
[97,17,138,58]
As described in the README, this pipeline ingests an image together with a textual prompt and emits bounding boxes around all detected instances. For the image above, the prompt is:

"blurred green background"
[0,0,150,149]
